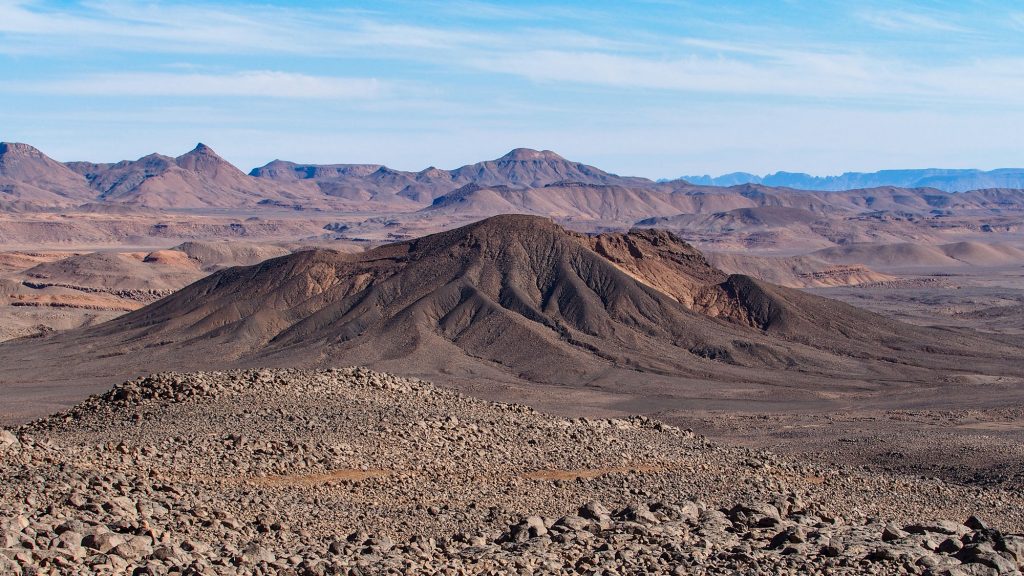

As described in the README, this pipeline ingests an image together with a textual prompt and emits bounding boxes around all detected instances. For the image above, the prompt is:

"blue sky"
[1,0,1023,178]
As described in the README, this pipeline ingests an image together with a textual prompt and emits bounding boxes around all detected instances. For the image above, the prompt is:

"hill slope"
[0,143,95,207]
[83,144,315,208]
[813,241,1024,267]
[1,215,1022,423]
[707,253,893,288]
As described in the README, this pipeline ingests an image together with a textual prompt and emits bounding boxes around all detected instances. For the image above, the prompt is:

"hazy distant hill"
[250,148,650,203]
[4,140,1024,253]
[679,168,1024,192]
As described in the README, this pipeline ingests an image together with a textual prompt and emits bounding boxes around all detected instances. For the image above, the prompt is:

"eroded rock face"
[2,368,1023,574]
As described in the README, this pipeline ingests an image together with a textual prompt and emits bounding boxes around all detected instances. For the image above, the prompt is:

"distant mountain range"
[0,142,648,210]
[3,140,1024,252]
[5,140,1024,214]
[676,168,1024,193]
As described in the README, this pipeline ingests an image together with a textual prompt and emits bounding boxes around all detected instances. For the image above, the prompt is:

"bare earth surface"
[685,262,1022,492]
[0,241,295,341]
[0,216,1020,519]
[3,368,1024,574]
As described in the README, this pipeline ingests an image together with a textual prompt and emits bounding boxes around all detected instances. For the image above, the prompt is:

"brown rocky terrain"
[2,140,1024,574]
[69,144,324,210]
[707,252,893,288]
[1,216,1023,496]
[813,242,1024,268]
[0,143,95,209]
[3,368,1024,574]
[3,215,1019,420]
[251,148,651,205]
[3,141,1024,256]
[0,209,329,250]
[0,241,294,341]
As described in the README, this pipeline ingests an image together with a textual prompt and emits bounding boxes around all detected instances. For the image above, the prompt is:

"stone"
[580,501,610,520]
[524,516,547,538]
[0,430,19,452]
[939,537,964,554]
[621,504,659,525]
[728,502,781,527]
[555,515,591,532]
[958,543,1019,573]
[882,522,908,542]
[240,543,276,564]
[82,532,127,553]
[905,520,963,536]
[997,535,1024,564]
[965,516,989,531]
[109,535,153,559]
[56,530,84,549]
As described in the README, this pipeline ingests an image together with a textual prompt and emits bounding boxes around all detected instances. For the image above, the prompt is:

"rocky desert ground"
[4,368,1024,575]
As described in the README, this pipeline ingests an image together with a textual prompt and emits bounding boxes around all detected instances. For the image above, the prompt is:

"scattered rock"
[1,368,1022,574]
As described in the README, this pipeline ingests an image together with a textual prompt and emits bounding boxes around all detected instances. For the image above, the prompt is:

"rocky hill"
[0,143,95,207]
[82,144,315,209]
[0,241,296,342]
[249,148,651,204]
[1,215,1021,425]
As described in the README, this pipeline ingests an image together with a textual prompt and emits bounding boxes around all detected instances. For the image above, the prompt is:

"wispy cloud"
[424,1,546,21]
[0,0,287,51]
[471,49,1024,105]
[858,9,968,33]
[6,71,384,99]
[0,0,629,57]
[0,0,482,54]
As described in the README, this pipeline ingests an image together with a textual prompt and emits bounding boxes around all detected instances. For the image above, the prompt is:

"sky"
[1,0,1023,179]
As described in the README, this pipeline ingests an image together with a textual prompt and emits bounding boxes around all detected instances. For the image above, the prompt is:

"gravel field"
[2,368,1023,574]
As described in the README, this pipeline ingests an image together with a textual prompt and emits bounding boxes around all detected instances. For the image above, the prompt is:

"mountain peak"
[181,142,219,157]
[175,143,244,176]
[498,148,566,162]
[0,142,95,203]
[0,142,45,157]
[467,213,554,230]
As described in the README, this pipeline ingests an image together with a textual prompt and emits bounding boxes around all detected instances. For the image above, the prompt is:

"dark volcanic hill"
[1,215,1022,423]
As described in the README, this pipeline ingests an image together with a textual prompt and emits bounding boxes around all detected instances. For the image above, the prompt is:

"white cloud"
[7,71,384,99]
[0,0,465,54]
[472,49,1024,105]
[858,9,968,33]
[0,0,629,57]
